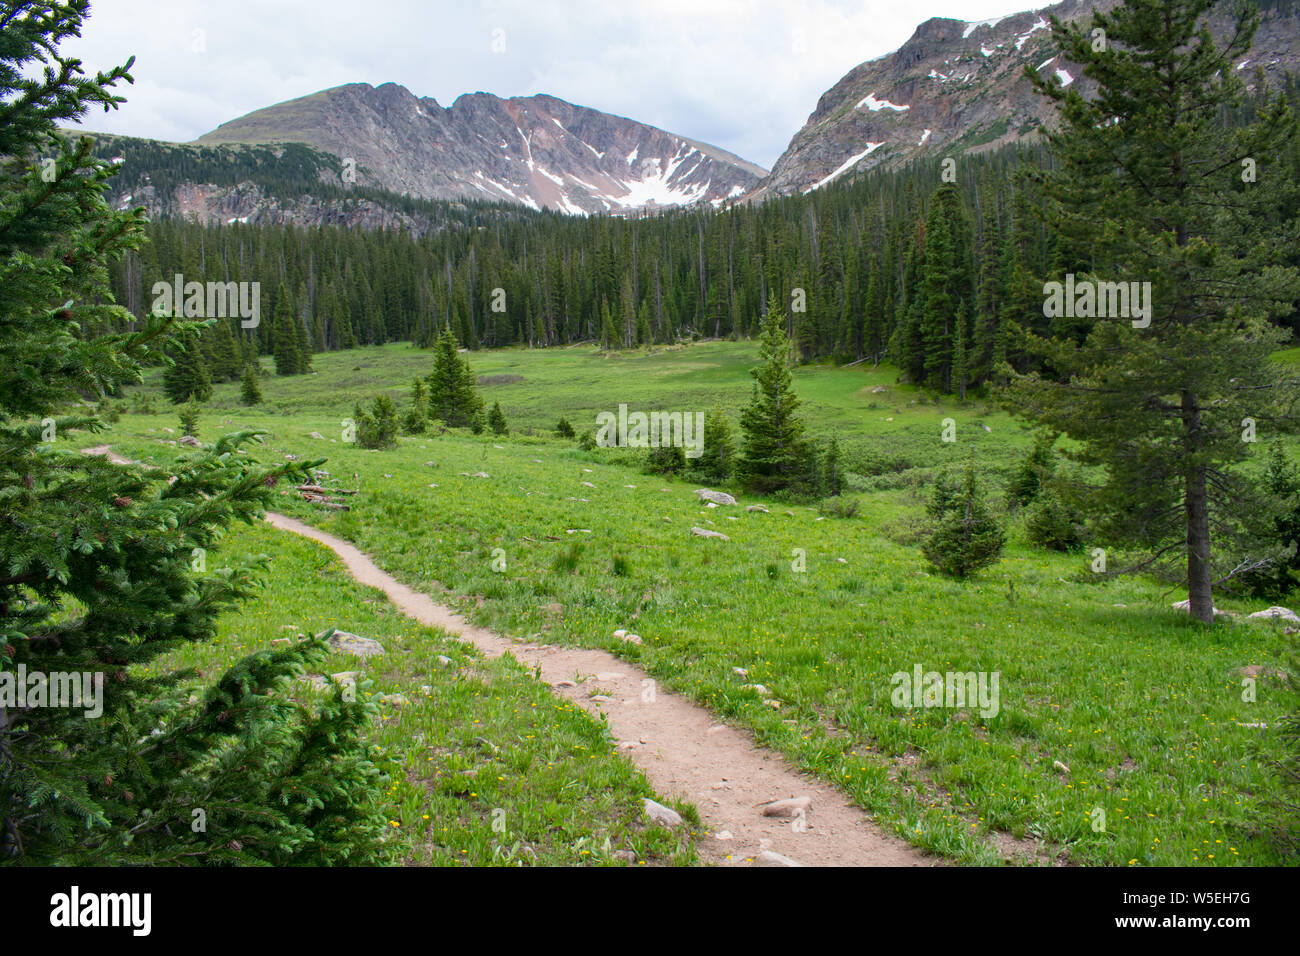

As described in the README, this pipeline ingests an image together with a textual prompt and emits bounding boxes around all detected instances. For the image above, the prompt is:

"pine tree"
[487,400,508,436]
[239,363,263,405]
[1005,0,1300,622]
[426,326,483,428]
[922,457,1006,577]
[355,394,399,449]
[737,307,809,496]
[162,329,213,403]
[692,403,735,483]
[179,396,200,437]
[403,378,428,434]
[271,283,303,375]
[0,1,387,865]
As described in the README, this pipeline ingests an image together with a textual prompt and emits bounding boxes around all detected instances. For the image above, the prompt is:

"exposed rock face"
[196,83,766,215]
[753,0,1300,198]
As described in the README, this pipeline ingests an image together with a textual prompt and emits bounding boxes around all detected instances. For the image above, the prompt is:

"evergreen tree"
[161,330,212,403]
[692,403,736,484]
[403,378,428,434]
[737,307,809,496]
[271,283,303,375]
[922,458,1006,577]
[179,395,200,437]
[1005,0,1300,622]
[487,400,508,436]
[354,394,399,450]
[555,417,576,439]
[0,0,387,865]
[239,363,263,405]
[426,326,483,428]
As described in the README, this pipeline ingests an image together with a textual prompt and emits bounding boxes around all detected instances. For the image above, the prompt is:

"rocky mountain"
[194,83,766,215]
[755,0,1300,198]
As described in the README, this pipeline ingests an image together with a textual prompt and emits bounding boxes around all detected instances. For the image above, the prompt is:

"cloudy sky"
[64,0,1021,169]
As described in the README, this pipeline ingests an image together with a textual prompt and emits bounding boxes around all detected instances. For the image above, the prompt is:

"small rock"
[308,432,326,440]
[613,629,628,639]
[622,633,643,645]
[690,526,730,540]
[435,655,454,667]
[715,830,734,841]
[1053,760,1070,774]
[755,850,802,867]
[327,630,385,659]
[761,796,811,818]
[582,481,595,488]
[613,849,637,862]
[596,672,625,681]
[590,694,614,703]
[1171,599,1229,618]
[643,798,683,827]
[741,683,770,696]
[746,504,769,513]
[553,679,577,688]
[377,693,410,707]
[178,435,200,447]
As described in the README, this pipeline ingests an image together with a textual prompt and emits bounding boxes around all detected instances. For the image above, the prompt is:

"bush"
[1240,443,1300,599]
[1006,432,1057,507]
[354,395,399,450]
[577,429,597,451]
[645,443,686,475]
[239,364,262,406]
[555,416,576,438]
[819,496,860,519]
[1024,487,1086,552]
[922,459,1005,577]
[488,401,508,436]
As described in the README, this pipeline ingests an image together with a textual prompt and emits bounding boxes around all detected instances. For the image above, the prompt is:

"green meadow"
[77,340,1299,866]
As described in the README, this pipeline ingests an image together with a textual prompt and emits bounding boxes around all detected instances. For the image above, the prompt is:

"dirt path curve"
[264,512,929,867]
[79,445,929,866]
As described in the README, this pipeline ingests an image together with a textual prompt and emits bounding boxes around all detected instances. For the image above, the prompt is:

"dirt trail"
[264,512,929,867]
[80,444,930,866]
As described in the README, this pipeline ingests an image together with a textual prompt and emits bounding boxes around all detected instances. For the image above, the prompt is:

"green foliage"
[1240,443,1300,599]
[427,327,483,428]
[645,443,686,475]
[1006,432,1057,507]
[0,2,386,865]
[487,400,508,436]
[818,496,860,519]
[162,330,213,403]
[1004,0,1300,622]
[738,308,810,495]
[354,394,400,450]
[239,363,263,405]
[1024,486,1086,552]
[690,403,735,483]
[555,416,575,439]
[922,459,1006,577]
[179,395,200,437]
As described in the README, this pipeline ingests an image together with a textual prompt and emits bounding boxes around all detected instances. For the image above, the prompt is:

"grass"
[138,520,700,866]
[77,338,1299,867]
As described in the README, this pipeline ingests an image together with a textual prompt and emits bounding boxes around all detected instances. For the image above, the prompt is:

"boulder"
[695,489,737,506]
[690,526,730,540]
[327,630,385,659]
[178,435,200,447]
[760,796,811,818]
[1247,606,1300,625]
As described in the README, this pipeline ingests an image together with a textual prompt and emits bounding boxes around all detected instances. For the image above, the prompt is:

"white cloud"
[63,0,1019,168]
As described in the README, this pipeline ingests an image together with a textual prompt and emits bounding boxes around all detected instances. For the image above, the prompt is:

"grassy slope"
[86,340,1298,866]
[139,521,700,866]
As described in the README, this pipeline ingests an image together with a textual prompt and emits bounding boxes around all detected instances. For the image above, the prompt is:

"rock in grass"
[179,435,200,447]
[1248,606,1300,625]
[1053,760,1071,774]
[760,796,811,818]
[327,630,385,659]
[643,798,683,827]
[377,693,409,707]
[741,683,770,696]
[695,489,737,506]
[755,850,803,867]
[308,432,326,440]
[746,504,769,513]
[1171,599,1229,618]
[690,526,730,540]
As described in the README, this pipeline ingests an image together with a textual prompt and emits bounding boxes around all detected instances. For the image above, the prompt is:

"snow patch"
[805,142,884,193]
[918,128,932,146]
[1055,68,1073,87]
[1015,17,1049,51]
[963,16,1008,39]
[981,46,995,57]
[856,92,910,112]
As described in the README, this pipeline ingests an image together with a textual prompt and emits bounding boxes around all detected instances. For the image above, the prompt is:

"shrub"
[922,459,1005,577]
[645,443,686,475]
[1006,432,1057,507]
[239,364,262,406]
[354,395,399,450]
[555,416,576,439]
[1025,488,1086,552]
[819,496,860,519]
[488,400,508,436]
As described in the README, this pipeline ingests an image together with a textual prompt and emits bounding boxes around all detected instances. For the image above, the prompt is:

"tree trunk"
[1183,390,1214,623]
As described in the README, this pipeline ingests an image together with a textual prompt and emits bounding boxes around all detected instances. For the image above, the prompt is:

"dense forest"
[100,76,1300,396]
